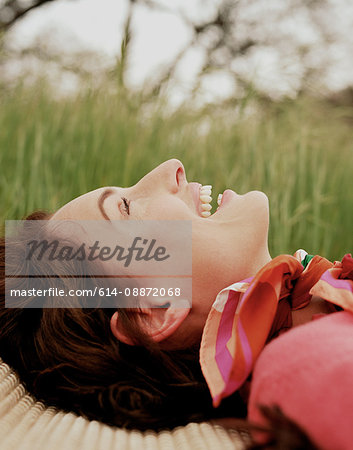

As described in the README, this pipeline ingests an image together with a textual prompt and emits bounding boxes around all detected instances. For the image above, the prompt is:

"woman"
[0,159,351,446]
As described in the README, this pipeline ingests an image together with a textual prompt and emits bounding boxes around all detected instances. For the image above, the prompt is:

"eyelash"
[121,197,130,215]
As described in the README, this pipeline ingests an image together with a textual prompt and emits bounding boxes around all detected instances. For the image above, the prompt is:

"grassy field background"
[0,80,352,261]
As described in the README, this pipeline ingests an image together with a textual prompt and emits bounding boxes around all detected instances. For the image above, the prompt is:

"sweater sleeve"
[247,311,353,450]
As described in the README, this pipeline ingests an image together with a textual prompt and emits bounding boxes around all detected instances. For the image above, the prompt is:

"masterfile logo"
[5,219,192,309]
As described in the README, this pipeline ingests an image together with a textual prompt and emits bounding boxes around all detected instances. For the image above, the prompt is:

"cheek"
[148,199,191,220]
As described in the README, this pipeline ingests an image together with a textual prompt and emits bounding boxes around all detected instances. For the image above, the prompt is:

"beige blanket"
[0,358,249,450]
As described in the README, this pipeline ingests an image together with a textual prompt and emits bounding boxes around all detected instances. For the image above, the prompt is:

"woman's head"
[50,158,272,348]
[0,158,269,429]
[0,209,247,430]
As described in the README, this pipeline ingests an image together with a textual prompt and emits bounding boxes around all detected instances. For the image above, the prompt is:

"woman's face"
[51,158,271,328]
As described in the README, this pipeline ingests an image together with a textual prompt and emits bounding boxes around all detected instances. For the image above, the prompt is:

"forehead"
[51,187,118,220]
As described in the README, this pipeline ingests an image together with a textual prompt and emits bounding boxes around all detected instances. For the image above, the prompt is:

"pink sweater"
[248,311,353,450]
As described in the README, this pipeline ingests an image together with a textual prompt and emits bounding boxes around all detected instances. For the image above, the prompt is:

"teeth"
[200,194,212,203]
[199,185,213,218]
[198,185,224,218]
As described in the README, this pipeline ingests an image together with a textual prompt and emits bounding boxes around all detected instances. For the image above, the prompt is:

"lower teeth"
[200,186,223,218]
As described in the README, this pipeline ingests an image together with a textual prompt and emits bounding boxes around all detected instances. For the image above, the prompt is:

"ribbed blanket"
[0,358,248,450]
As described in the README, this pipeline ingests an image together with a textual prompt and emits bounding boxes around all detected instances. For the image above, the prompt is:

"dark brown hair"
[0,211,320,449]
[0,210,247,431]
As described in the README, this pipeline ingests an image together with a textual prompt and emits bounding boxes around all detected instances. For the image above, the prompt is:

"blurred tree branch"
[1,0,351,102]
[130,0,255,99]
[0,0,66,31]
[133,0,337,99]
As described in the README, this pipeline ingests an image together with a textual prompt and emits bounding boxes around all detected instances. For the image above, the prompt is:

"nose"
[135,159,186,194]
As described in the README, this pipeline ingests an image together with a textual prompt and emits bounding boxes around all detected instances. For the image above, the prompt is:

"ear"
[110,303,190,346]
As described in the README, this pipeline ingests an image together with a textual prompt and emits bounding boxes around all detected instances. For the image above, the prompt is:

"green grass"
[0,79,352,261]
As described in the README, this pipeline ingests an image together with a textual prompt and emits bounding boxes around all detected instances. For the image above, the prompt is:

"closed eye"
[121,197,130,215]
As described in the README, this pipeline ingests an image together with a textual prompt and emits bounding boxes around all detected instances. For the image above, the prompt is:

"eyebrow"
[97,188,115,220]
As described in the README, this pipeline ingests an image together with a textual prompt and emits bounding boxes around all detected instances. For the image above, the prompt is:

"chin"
[246,190,270,217]
[248,189,269,202]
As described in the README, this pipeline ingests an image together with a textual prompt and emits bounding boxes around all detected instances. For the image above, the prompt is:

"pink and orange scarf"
[199,250,353,407]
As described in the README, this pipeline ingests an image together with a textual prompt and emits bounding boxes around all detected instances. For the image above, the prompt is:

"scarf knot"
[199,251,353,408]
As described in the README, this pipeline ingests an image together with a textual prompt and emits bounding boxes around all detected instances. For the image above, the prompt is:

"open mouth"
[190,183,236,218]
[198,185,222,217]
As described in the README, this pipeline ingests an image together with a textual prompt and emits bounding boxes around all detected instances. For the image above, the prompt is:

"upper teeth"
[199,185,223,217]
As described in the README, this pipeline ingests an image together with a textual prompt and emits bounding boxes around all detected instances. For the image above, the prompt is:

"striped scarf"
[199,250,353,408]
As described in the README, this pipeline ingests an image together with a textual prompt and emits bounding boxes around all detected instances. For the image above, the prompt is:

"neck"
[252,247,272,275]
